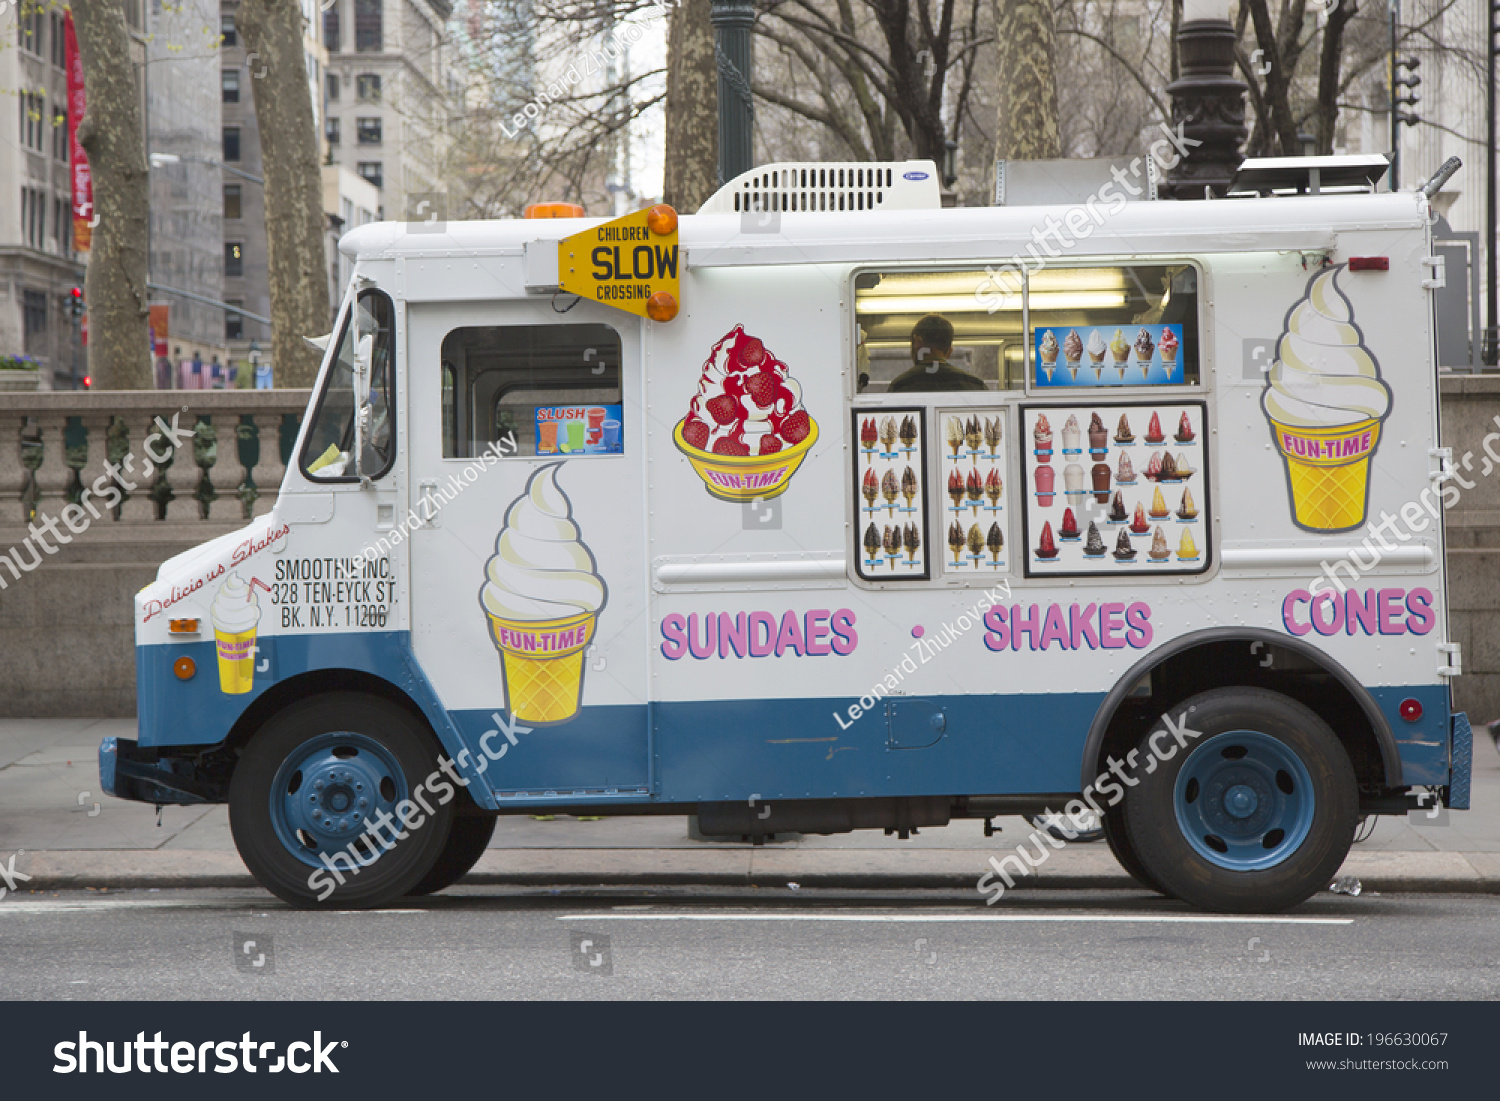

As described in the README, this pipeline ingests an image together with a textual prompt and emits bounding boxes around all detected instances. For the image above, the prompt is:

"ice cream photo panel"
[1021,402,1208,577]
[853,407,930,580]
[938,408,1007,575]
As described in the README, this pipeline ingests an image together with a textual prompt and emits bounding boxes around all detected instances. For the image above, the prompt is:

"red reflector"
[1348,256,1389,271]
[1398,698,1423,722]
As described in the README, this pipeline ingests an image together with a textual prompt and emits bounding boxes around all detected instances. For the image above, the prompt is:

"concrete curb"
[7,847,1500,895]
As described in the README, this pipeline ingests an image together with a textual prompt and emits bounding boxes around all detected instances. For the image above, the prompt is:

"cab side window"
[440,324,622,458]
[301,290,396,481]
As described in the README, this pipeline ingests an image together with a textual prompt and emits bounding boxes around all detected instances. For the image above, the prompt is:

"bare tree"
[71,0,151,390]
[664,0,718,209]
[236,0,331,386]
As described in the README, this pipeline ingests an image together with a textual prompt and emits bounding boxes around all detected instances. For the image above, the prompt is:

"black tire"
[1100,802,1169,895]
[1124,687,1358,913]
[407,814,496,896]
[229,693,455,909]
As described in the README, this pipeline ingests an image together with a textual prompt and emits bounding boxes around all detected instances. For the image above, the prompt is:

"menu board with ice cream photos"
[1033,324,1184,389]
[938,409,1007,575]
[853,408,930,581]
[1021,403,1210,578]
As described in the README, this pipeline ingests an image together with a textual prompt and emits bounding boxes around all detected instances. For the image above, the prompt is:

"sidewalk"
[3,718,1498,895]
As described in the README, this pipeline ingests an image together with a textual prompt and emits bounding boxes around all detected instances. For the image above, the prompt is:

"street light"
[149,151,264,186]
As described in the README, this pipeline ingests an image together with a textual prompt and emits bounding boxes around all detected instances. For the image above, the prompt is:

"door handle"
[416,480,442,528]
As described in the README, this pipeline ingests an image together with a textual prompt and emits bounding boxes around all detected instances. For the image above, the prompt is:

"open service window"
[440,323,623,459]
[854,270,1027,394]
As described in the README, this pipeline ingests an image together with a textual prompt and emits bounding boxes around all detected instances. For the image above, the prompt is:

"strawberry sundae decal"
[674,325,820,501]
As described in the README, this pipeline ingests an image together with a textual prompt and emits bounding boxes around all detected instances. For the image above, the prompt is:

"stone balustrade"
[0,390,313,527]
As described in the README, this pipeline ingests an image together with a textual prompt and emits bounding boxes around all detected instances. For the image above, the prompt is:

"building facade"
[321,0,456,220]
[0,4,89,388]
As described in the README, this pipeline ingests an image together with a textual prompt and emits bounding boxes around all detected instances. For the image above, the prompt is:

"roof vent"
[696,160,942,215]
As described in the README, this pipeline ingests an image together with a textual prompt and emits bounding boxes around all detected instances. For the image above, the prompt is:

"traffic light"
[1394,56,1421,127]
[81,375,92,389]
[67,286,84,320]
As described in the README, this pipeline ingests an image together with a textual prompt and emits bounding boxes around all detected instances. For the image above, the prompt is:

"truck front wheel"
[1124,687,1357,913]
[229,693,455,909]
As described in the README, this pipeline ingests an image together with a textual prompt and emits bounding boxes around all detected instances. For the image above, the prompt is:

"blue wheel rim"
[1172,729,1315,871]
[268,731,409,869]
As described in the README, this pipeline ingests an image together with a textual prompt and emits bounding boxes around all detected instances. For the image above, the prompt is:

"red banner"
[65,12,93,253]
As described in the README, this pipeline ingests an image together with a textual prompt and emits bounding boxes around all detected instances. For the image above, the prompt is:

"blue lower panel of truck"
[130,630,1455,806]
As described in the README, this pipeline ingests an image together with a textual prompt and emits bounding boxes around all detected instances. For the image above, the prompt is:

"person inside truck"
[888,313,987,393]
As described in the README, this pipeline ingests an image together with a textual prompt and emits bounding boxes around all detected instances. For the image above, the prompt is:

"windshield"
[301,290,396,481]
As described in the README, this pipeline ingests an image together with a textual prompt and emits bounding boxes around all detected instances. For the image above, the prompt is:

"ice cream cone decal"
[211,572,262,695]
[480,463,607,725]
[1261,265,1392,533]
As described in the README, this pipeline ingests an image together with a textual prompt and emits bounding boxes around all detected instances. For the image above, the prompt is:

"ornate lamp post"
[1160,0,1248,200]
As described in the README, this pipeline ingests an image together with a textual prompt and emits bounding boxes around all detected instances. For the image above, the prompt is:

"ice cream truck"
[101,155,1474,912]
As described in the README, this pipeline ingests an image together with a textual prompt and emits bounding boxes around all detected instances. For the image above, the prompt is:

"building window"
[324,4,341,52]
[226,301,244,342]
[356,117,381,144]
[21,188,47,249]
[23,290,47,353]
[20,94,45,153]
[223,127,241,161]
[356,74,381,101]
[354,0,382,52]
[326,117,341,145]
[357,161,383,189]
[51,12,66,67]
[18,7,42,56]
[220,12,237,48]
[52,106,67,160]
[222,69,240,103]
[224,184,242,220]
[225,241,245,278]
[326,72,340,102]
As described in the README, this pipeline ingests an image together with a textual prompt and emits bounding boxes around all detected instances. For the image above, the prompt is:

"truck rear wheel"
[229,693,455,909]
[1100,803,1168,896]
[1124,687,1357,913]
[407,815,496,896]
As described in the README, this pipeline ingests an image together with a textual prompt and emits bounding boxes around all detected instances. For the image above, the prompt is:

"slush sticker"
[675,325,817,501]
[211,572,265,695]
[479,463,607,725]
[536,404,622,455]
[1261,265,1392,533]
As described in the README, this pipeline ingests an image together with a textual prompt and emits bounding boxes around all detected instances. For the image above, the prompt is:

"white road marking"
[558,912,1354,925]
[0,899,424,915]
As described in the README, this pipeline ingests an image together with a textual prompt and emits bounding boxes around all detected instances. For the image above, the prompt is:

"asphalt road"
[3,887,1497,1000]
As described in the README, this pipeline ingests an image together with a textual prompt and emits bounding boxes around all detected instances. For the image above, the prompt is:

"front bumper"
[99,737,224,806]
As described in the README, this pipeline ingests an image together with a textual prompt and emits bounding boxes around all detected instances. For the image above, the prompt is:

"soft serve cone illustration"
[211,572,261,695]
[1261,265,1392,532]
[480,463,607,724]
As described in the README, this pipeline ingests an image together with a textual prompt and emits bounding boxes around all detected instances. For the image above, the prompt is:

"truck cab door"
[403,301,651,803]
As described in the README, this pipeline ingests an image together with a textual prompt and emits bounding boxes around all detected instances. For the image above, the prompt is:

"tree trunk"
[663,0,719,212]
[72,2,151,390]
[236,0,332,389]
[992,0,1061,162]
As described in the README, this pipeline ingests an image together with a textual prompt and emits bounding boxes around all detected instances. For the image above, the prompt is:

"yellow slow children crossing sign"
[558,204,680,321]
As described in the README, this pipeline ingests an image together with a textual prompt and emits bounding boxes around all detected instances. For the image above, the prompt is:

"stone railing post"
[247,413,287,518]
[0,413,29,523]
[29,412,71,523]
